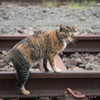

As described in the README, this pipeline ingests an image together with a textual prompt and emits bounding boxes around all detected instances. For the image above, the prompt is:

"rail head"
[75,35,100,40]
[0,35,29,40]
[0,71,100,79]
[0,35,100,40]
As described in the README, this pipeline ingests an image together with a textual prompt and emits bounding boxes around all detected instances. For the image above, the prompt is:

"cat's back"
[11,32,50,63]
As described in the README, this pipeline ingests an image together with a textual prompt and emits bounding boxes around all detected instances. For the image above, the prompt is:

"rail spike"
[67,88,86,99]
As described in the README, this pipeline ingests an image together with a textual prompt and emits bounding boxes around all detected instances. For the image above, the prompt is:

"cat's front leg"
[48,55,61,72]
[43,57,50,71]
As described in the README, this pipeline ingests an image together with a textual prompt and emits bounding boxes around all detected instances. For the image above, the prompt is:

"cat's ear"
[59,25,65,32]
[72,25,77,29]
[75,25,77,28]
[72,25,77,31]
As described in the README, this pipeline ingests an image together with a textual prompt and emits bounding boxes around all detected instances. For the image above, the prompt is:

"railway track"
[0,35,100,100]
[0,35,100,52]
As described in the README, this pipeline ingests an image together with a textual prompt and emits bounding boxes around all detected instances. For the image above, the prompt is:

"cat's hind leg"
[19,84,30,95]
[15,66,30,95]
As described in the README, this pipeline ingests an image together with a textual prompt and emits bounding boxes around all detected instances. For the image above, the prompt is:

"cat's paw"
[23,90,30,95]
[45,67,51,71]
[48,67,51,71]
[20,87,30,95]
[55,68,61,73]
[25,90,30,95]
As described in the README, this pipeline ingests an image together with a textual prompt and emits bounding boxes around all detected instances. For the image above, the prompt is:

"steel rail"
[0,71,100,98]
[0,35,100,52]
[0,35,100,99]
[65,35,100,52]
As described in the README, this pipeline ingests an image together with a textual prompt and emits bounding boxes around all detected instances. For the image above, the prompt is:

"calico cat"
[0,25,76,95]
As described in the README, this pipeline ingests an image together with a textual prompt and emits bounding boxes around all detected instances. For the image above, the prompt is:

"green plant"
[66,0,96,10]
[82,0,96,6]
[40,20,45,27]
[43,0,58,7]
[2,1,6,5]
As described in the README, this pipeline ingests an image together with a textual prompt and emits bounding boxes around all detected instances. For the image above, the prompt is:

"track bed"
[0,35,100,100]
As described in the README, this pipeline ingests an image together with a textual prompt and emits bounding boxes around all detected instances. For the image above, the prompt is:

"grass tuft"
[43,0,58,8]
[42,0,96,10]
[66,0,96,10]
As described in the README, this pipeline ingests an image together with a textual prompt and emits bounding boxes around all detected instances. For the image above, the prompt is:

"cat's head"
[58,25,76,44]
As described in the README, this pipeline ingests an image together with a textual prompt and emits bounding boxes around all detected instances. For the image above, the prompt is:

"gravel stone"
[0,3,99,35]
[61,52,100,71]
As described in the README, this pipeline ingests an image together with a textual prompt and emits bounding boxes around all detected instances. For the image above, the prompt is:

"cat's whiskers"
[71,39,77,46]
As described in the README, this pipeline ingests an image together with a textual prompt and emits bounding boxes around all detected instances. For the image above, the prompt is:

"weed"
[66,0,96,10]
[40,20,45,27]
[2,1,6,5]
[42,0,58,8]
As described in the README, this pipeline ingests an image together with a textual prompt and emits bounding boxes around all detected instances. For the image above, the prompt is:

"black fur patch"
[66,26,70,28]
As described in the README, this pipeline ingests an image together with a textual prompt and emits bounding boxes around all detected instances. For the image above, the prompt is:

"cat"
[0,25,76,95]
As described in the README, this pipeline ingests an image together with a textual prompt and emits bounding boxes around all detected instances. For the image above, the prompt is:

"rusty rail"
[0,35,100,52]
[0,35,100,99]
[0,35,27,52]
[0,71,100,99]
[64,35,100,52]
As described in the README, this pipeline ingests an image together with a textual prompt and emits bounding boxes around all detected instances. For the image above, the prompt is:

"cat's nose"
[67,40,70,44]
[68,38,71,42]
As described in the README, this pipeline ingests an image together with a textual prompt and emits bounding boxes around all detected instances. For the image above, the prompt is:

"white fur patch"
[59,39,67,53]
[62,39,67,49]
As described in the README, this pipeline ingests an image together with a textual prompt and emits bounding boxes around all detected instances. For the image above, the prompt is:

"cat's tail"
[0,51,12,68]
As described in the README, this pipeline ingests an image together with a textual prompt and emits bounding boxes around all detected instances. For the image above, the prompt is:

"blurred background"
[0,0,100,35]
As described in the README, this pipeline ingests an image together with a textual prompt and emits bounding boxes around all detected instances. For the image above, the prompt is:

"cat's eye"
[71,35,73,38]
[65,34,67,37]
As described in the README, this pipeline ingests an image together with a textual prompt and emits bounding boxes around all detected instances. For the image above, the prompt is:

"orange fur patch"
[17,44,33,65]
